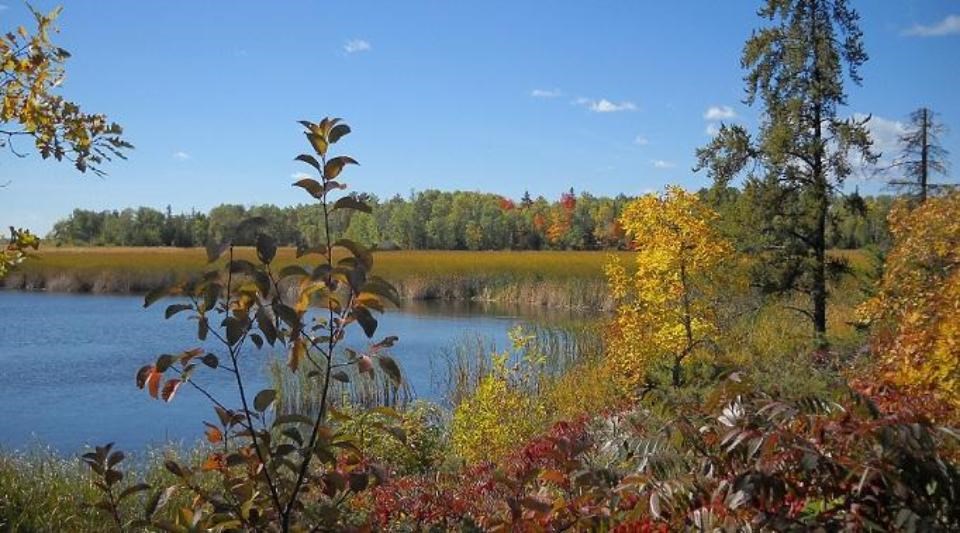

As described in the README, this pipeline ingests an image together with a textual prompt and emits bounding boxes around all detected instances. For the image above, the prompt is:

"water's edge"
[2,273,613,311]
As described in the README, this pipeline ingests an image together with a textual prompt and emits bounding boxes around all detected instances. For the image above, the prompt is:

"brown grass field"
[11,247,627,278]
[2,247,635,309]
[2,247,872,311]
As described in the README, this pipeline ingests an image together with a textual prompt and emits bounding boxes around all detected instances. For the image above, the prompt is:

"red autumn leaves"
[135,347,209,402]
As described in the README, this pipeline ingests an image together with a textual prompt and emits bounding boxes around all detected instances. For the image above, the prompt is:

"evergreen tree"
[696,0,876,342]
[520,190,533,208]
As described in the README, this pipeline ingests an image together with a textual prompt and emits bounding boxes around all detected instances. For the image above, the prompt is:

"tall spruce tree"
[888,107,950,203]
[695,0,876,343]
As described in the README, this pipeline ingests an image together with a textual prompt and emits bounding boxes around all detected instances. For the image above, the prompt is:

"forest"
[2,1,959,532]
[47,188,894,251]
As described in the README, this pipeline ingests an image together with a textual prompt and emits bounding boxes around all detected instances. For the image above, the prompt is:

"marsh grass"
[4,247,624,309]
[435,322,604,410]
[0,444,208,532]
[0,446,100,531]
[269,354,414,417]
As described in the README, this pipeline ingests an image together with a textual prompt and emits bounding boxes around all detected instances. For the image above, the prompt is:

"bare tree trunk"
[920,107,929,203]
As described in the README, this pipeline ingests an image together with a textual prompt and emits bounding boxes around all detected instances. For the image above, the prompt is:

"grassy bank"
[2,247,628,309]
[0,445,205,532]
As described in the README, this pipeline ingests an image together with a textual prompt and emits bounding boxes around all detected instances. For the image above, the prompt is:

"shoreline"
[1,276,613,311]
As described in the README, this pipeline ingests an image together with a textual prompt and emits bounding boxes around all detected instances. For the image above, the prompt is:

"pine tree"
[520,190,534,208]
[695,0,876,343]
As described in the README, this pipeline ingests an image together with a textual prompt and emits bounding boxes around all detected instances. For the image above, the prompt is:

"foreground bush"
[859,191,960,410]
[82,118,410,531]
[370,383,960,530]
[450,327,548,463]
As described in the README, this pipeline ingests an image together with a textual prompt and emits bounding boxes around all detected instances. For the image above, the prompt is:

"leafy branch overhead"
[0,5,132,175]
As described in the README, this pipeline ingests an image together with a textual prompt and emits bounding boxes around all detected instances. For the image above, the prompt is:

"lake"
[0,291,584,453]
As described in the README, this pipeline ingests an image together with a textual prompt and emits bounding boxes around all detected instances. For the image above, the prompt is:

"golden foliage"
[858,192,960,408]
[543,357,621,421]
[605,186,734,387]
[1,5,130,174]
[450,327,547,463]
[0,228,39,279]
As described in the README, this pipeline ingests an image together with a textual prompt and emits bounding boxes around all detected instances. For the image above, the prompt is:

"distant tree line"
[47,189,893,251]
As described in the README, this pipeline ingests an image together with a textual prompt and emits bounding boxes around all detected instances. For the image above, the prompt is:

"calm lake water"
[0,291,579,453]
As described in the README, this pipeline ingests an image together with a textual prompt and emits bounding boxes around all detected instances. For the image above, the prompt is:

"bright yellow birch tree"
[605,186,734,388]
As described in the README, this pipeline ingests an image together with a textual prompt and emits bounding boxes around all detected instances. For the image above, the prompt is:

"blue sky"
[1,1,959,234]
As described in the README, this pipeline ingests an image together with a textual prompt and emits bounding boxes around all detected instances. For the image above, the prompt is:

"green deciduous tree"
[696,0,876,342]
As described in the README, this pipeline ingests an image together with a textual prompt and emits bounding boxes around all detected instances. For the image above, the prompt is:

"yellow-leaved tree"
[605,186,734,388]
[858,192,960,408]
[450,326,546,463]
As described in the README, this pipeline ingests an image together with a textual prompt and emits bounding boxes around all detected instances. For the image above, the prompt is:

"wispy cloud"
[0,4,8,11]
[172,151,191,161]
[858,114,906,155]
[903,14,960,37]
[703,105,736,120]
[704,105,737,137]
[530,88,561,98]
[651,159,675,169]
[343,39,372,53]
[633,135,649,146]
[575,97,638,113]
[291,172,313,181]
[851,113,908,174]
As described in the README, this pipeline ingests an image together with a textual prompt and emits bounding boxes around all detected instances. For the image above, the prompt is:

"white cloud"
[703,105,736,120]
[172,151,191,161]
[291,172,313,180]
[575,97,637,113]
[633,135,649,146]
[853,113,908,171]
[530,88,561,98]
[651,159,675,169]
[705,123,721,136]
[903,14,960,37]
[343,39,371,53]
